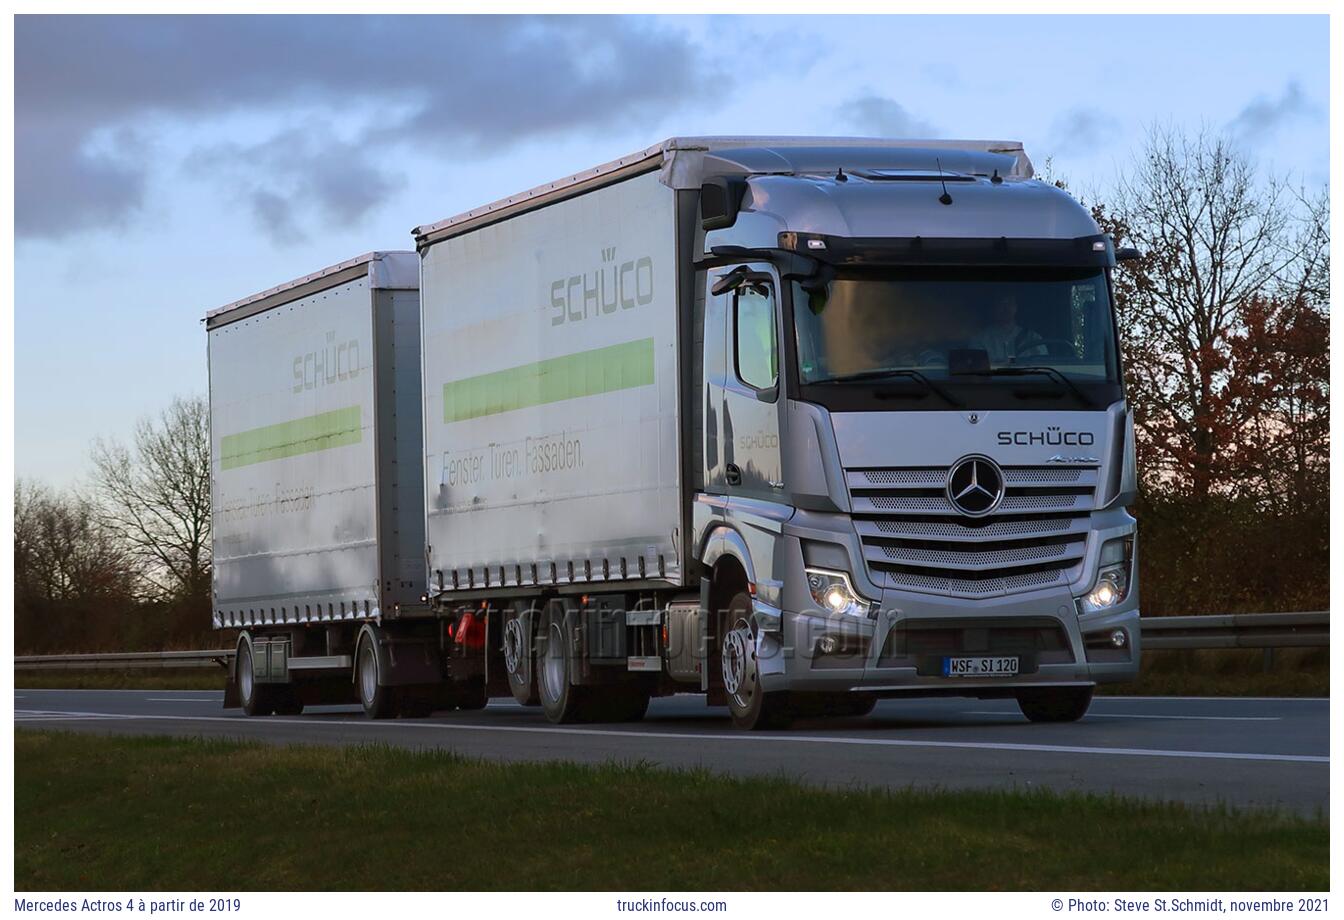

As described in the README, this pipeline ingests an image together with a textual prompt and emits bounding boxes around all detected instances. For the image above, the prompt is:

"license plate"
[943,656,1019,677]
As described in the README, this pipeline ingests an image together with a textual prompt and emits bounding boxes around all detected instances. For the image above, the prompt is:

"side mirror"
[701,178,747,231]
[711,266,751,297]
[1115,247,1142,263]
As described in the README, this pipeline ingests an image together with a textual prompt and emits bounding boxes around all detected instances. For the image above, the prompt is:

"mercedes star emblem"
[945,455,1006,517]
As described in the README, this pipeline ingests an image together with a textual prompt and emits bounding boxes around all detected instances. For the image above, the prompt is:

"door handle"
[725,463,742,486]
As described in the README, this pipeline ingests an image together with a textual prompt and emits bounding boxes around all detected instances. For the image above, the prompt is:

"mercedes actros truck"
[210,137,1140,730]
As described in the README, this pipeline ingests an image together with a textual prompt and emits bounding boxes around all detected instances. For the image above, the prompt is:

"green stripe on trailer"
[442,338,655,422]
[220,406,362,470]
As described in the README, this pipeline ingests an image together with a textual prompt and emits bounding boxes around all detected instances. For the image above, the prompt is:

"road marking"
[13,709,1327,765]
[1104,696,1328,703]
[16,710,135,722]
[966,711,1281,722]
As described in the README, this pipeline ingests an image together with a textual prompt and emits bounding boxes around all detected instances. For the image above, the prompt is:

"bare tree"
[14,479,138,652]
[1099,125,1322,498]
[89,395,212,604]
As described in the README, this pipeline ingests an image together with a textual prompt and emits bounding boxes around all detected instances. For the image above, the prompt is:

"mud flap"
[223,670,241,709]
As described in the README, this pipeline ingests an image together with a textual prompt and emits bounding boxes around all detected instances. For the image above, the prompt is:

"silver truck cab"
[689,143,1139,728]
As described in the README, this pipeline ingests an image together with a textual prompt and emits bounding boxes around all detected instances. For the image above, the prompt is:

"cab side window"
[734,282,777,392]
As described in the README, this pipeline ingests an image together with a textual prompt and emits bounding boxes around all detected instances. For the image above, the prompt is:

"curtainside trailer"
[212,137,1141,729]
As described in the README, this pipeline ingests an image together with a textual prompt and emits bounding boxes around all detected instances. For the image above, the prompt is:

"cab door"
[720,264,783,502]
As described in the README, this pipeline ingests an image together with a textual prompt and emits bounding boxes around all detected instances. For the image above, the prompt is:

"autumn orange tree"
[1093,127,1329,613]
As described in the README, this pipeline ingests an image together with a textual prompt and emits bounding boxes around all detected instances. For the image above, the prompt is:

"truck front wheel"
[1016,686,1093,723]
[722,591,792,731]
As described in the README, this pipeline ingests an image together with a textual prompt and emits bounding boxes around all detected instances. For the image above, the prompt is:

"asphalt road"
[15,689,1328,815]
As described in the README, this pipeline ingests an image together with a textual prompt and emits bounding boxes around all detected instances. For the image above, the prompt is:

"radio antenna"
[936,157,953,206]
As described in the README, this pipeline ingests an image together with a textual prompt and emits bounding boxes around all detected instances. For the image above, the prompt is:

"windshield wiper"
[813,368,963,407]
[964,365,1098,408]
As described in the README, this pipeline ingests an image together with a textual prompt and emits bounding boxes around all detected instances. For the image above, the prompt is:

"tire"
[503,603,540,706]
[1016,686,1094,723]
[537,599,595,724]
[356,636,397,720]
[721,590,792,731]
[238,640,274,717]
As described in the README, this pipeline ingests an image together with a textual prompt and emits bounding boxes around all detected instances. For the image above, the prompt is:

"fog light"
[1110,629,1127,648]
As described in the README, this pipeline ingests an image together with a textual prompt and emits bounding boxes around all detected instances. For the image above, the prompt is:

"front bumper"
[758,588,1141,695]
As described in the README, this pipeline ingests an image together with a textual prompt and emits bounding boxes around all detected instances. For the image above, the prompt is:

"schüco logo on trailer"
[549,248,654,326]
[292,330,361,393]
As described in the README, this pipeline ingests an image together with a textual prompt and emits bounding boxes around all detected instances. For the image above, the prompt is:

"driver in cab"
[969,294,1046,363]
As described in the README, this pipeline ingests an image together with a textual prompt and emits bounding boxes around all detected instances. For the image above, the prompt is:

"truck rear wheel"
[537,599,595,723]
[356,636,397,720]
[238,640,274,717]
[503,602,540,706]
[1016,686,1093,723]
[722,591,792,731]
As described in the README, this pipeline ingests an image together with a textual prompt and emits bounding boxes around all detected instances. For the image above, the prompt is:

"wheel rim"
[359,644,378,705]
[722,618,757,710]
[239,645,254,704]
[503,617,525,676]
[541,621,566,703]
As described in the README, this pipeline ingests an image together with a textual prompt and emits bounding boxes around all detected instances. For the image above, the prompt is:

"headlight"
[805,568,874,618]
[1078,537,1134,613]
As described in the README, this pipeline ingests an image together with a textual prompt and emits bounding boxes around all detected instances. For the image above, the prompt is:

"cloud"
[1047,108,1121,157]
[187,126,406,244]
[838,95,937,139]
[1227,81,1319,140]
[14,15,725,241]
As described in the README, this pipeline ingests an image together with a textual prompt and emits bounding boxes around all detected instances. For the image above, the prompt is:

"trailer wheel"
[537,599,594,723]
[722,591,792,731]
[356,635,396,720]
[503,603,540,705]
[1016,686,1093,723]
[238,640,274,717]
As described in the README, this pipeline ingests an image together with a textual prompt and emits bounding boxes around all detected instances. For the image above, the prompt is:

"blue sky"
[13,14,1329,487]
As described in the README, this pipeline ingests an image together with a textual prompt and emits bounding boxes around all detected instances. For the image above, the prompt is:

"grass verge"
[1097,647,1328,698]
[15,729,1327,891]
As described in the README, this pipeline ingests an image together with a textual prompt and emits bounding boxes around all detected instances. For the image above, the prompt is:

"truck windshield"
[792,267,1119,386]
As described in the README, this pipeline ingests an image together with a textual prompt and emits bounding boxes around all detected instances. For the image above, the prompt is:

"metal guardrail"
[12,613,1327,671]
[1140,611,1328,651]
[14,649,235,670]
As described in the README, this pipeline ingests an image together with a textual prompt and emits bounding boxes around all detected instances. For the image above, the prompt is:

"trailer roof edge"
[204,251,418,330]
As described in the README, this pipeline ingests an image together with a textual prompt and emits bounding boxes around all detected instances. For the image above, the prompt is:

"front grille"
[848,464,1098,598]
